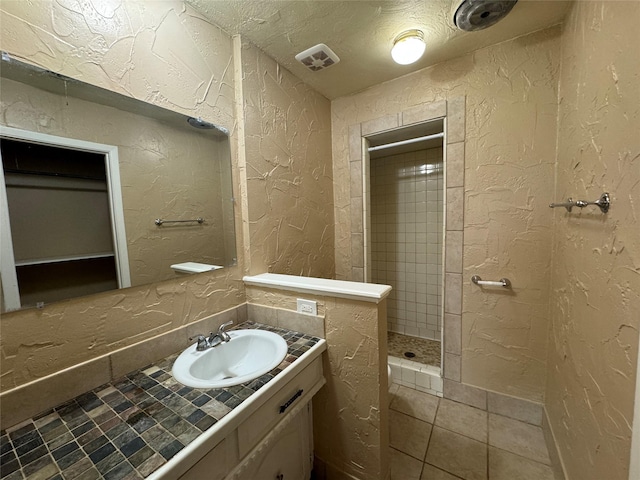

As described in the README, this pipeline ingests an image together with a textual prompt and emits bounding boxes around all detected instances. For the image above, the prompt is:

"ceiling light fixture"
[391,29,426,65]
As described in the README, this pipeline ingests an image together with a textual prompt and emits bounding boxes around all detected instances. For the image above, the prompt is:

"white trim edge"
[243,273,392,303]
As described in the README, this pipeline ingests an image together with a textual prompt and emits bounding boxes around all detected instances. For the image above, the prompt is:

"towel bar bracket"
[549,193,610,214]
[471,275,511,288]
[155,217,204,226]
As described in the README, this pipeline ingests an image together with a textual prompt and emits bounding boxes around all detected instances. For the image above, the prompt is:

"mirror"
[0,54,237,312]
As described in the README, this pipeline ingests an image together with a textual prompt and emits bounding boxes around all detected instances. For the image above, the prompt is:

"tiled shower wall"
[370,146,443,341]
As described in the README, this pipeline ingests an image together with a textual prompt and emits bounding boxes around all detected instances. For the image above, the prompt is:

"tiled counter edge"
[0,323,326,480]
[151,335,327,479]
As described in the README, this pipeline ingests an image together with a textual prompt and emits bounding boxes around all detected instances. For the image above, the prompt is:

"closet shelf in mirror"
[15,252,115,267]
[5,173,108,192]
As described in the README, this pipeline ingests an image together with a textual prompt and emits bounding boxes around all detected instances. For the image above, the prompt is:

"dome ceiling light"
[391,29,426,65]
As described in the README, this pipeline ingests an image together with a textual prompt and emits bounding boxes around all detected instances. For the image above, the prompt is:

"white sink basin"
[172,329,288,389]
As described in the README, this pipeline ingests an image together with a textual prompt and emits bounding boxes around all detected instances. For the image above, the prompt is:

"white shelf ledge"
[243,273,392,304]
[170,262,223,274]
[15,252,115,267]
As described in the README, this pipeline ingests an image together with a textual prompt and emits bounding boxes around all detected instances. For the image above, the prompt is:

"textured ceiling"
[186,0,571,99]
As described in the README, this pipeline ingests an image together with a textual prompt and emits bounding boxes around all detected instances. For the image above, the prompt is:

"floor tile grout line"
[487,402,490,479]
[422,459,466,479]
[487,443,555,468]
[389,387,555,480]
[422,395,439,464]
[395,389,478,479]
[420,393,437,480]
[390,401,489,448]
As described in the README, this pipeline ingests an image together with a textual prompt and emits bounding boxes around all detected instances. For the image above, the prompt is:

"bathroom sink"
[172,329,288,389]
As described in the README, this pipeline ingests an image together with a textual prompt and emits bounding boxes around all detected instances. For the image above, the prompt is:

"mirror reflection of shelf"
[1,135,124,311]
[16,257,119,309]
[170,262,224,274]
[15,252,116,267]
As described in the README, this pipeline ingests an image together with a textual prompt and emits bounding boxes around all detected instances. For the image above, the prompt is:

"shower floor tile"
[388,332,441,367]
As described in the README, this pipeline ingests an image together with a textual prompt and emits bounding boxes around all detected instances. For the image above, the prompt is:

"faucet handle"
[217,321,233,342]
[189,334,208,351]
[218,321,233,333]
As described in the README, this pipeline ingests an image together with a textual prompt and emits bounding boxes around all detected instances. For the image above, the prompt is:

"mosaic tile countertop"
[0,323,321,480]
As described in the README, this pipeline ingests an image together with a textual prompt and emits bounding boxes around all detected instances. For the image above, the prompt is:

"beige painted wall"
[0,1,335,393]
[0,0,246,391]
[240,40,335,278]
[546,2,640,479]
[332,28,560,402]
[246,286,389,480]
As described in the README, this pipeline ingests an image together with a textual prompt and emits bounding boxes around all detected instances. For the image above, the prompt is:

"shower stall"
[365,119,445,375]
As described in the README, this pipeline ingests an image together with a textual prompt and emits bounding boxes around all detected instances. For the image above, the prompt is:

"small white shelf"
[243,273,392,304]
[171,262,223,274]
[15,252,115,267]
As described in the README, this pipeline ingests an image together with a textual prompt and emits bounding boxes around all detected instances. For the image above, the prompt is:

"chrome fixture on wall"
[155,217,205,226]
[471,275,511,288]
[549,192,610,214]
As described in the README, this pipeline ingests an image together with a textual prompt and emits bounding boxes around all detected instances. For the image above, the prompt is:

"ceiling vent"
[295,44,340,72]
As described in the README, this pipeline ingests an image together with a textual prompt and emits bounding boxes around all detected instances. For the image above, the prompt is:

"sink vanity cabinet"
[0,324,325,480]
[160,336,326,480]
[233,403,312,480]
[181,401,313,480]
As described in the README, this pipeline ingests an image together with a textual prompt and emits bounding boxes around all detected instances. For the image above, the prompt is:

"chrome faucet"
[208,321,234,347]
[189,334,209,351]
[189,321,234,351]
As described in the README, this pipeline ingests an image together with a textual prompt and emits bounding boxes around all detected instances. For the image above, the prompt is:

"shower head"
[187,116,216,129]
[452,0,518,32]
[186,117,229,136]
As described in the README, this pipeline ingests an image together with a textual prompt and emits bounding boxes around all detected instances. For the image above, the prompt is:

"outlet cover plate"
[296,298,317,316]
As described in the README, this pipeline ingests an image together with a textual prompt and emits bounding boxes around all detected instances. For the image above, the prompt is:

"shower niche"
[364,119,445,371]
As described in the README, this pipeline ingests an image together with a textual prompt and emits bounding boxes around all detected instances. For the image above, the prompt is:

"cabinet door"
[238,358,321,458]
[179,438,233,480]
[235,404,311,480]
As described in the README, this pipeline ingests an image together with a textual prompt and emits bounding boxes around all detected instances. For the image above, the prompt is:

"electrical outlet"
[296,298,317,316]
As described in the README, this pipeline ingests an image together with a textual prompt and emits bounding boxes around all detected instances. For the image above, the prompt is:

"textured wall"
[0,1,336,397]
[240,40,335,278]
[546,2,640,479]
[0,0,234,127]
[332,28,561,401]
[245,286,389,480]
[0,0,244,390]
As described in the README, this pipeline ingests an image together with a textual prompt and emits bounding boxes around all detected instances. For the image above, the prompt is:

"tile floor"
[389,384,557,480]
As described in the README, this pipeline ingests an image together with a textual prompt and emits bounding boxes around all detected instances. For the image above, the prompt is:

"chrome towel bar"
[471,275,511,288]
[549,192,610,214]
[155,217,204,225]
